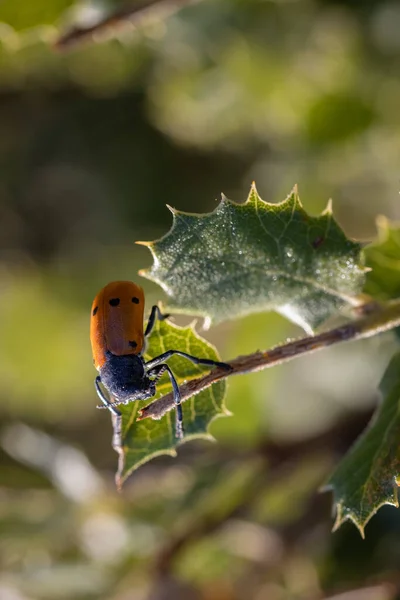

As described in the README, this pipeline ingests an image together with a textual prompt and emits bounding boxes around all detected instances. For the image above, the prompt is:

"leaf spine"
[322,198,333,216]
[166,204,177,215]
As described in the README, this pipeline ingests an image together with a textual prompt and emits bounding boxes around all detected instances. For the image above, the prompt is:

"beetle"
[90,281,230,446]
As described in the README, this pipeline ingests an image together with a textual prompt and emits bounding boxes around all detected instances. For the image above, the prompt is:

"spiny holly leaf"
[364,216,400,300]
[325,352,400,537]
[116,318,228,487]
[139,184,366,334]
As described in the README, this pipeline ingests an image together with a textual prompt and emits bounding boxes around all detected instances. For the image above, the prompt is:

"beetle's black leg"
[145,350,231,372]
[144,305,170,338]
[95,376,121,417]
[148,364,184,439]
[95,377,122,451]
[148,364,168,384]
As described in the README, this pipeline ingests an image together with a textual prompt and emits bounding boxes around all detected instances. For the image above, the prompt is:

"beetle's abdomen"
[99,353,149,401]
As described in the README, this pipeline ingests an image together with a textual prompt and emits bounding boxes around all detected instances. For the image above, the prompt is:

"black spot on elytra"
[92,306,98,316]
[132,297,139,304]
[129,340,138,348]
[109,298,120,306]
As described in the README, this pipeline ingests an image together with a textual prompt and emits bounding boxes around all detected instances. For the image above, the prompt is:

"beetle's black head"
[100,353,155,402]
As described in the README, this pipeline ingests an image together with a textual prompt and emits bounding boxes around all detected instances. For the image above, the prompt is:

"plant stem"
[138,299,400,421]
[55,0,195,48]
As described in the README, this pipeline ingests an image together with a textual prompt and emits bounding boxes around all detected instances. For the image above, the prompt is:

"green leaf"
[140,184,366,333]
[364,216,400,300]
[326,351,400,537]
[116,318,228,487]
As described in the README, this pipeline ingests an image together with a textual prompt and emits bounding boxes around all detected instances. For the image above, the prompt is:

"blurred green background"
[1,0,400,598]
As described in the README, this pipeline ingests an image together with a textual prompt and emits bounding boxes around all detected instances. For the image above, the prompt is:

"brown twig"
[55,0,196,49]
[138,299,400,421]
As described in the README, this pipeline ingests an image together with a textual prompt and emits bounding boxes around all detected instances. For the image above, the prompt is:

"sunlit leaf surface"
[141,184,366,333]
